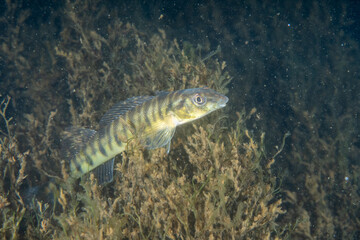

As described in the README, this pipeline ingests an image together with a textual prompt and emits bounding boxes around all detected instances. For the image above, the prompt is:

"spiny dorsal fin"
[154,90,169,97]
[99,95,154,127]
[61,127,96,160]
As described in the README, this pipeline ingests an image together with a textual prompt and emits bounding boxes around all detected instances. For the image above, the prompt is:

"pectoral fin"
[142,127,176,153]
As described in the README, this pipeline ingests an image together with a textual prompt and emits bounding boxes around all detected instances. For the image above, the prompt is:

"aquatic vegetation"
[52,111,284,239]
[0,96,28,239]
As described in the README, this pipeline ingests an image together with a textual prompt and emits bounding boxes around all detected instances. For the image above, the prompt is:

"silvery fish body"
[62,87,228,184]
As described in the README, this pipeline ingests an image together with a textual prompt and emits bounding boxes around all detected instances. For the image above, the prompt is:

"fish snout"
[218,95,229,107]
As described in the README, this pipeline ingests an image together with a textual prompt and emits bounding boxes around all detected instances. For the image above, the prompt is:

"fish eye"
[192,94,206,105]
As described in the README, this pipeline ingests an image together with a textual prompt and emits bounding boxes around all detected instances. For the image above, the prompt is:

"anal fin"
[91,158,114,184]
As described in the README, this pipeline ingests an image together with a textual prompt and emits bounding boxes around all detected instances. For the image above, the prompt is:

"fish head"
[172,87,229,125]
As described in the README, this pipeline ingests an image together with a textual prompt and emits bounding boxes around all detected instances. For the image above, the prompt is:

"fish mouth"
[218,96,229,108]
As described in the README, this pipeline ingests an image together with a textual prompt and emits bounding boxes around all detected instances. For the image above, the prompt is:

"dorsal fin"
[154,90,169,97]
[61,127,96,160]
[99,95,154,127]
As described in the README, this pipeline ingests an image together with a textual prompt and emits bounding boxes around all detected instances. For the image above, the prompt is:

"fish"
[61,87,229,184]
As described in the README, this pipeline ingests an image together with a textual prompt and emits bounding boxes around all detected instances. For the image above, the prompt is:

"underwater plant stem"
[272,131,291,160]
[0,96,13,142]
[10,207,26,240]
[123,211,147,239]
